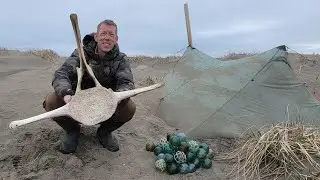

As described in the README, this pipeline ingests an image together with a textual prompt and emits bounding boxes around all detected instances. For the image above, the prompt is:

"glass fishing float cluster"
[145,132,214,175]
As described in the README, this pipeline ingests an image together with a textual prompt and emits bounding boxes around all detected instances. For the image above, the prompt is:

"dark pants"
[42,92,136,133]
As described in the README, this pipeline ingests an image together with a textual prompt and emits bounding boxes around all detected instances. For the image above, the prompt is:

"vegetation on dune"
[0,47,10,55]
[216,122,320,180]
[0,47,60,62]
[25,49,60,62]
[127,55,181,64]
[297,53,320,69]
[218,51,258,60]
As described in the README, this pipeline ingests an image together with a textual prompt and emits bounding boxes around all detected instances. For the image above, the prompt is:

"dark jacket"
[52,33,135,98]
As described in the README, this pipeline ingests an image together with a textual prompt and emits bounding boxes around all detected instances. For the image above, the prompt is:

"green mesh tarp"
[155,45,320,138]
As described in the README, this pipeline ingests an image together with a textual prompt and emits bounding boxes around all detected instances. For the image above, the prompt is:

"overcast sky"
[0,0,319,57]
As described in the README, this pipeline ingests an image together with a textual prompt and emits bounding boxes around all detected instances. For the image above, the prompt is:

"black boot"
[96,121,127,152]
[59,130,80,154]
[96,126,119,152]
[53,117,80,154]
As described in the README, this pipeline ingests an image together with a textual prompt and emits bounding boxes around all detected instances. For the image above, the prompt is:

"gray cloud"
[0,0,319,57]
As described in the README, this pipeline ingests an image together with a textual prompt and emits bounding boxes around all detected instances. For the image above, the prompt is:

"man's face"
[94,23,118,53]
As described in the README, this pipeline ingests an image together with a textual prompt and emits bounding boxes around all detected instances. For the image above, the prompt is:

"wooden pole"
[184,0,193,48]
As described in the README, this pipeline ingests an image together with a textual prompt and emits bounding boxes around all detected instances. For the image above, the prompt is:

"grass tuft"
[216,122,320,180]
[0,47,9,55]
[25,49,60,61]
[218,51,258,60]
[0,47,60,62]
[127,55,180,64]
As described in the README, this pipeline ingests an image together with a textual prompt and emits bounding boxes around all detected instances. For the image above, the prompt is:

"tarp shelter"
[155,45,320,138]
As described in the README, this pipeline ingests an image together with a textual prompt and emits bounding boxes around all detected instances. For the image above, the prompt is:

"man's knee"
[126,99,136,120]
[43,92,79,131]
[43,92,65,112]
[117,98,136,122]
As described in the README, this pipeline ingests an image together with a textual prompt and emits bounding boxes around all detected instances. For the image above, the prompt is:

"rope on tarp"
[286,45,319,70]
[285,45,320,96]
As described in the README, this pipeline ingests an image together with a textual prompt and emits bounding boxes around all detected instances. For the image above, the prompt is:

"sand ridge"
[0,51,318,180]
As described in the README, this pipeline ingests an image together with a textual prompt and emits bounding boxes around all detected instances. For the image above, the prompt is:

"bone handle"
[114,82,164,102]
[9,105,69,129]
[70,13,102,88]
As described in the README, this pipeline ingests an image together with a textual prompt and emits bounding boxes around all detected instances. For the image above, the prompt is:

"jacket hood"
[83,33,95,46]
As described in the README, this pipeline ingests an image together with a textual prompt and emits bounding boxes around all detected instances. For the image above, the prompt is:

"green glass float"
[179,163,189,174]
[157,153,165,160]
[206,149,214,160]
[176,132,187,142]
[169,135,181,147]
[202,158,212,169]
[199,143,209,153]
[162,143,174,154]
[193,158,201,169]
[166,163,178,175]
[179,136,187,143]
[179,142,189,153]
[176,132,186,137]
[154,146,163,156]
[186,152,196,163]
[185,137,192,143]
[166,132,175,141]
[198,157,205,166]
[197,148,208,159]
[188,163,196,173]
[155,159,166,172]
[188,140,199,153]
[174,151,186,164]
[146,142,156,152]
[164,153,174,163]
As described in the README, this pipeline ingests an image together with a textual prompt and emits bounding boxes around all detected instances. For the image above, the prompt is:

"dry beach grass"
[0,47,320,180]
[216,122,320,180]
[0,47,60,61]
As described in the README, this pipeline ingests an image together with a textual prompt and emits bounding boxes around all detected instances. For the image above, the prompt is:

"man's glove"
[60,88,75,98]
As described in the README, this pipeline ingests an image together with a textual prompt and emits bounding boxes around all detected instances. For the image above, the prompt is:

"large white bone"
[8,13,164,129]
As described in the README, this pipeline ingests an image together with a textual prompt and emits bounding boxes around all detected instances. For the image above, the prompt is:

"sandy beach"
[0,49,319,180]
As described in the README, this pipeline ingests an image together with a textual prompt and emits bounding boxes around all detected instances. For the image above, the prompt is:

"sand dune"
[0,50,319,180]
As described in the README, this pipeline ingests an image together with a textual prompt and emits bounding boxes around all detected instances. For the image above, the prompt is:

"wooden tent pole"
[184,0,193,48]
